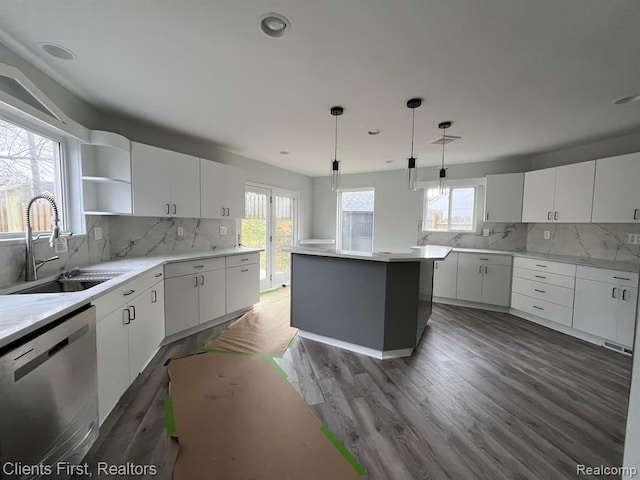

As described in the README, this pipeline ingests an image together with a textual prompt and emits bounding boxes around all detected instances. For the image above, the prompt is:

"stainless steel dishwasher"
[0,305,99,478]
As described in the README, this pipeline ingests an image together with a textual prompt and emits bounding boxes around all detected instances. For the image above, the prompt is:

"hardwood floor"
[81,303,632,479]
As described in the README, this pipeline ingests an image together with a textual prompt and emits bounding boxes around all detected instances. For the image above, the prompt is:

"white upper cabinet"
[131,142,200,217]
[484,173,524,223]
[522,161,595,223]
[592,153,640,223]
[200,159,245,219]
[522,168,556,223]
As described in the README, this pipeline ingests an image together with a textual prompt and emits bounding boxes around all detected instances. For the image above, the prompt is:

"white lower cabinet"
[433,252,458,298]
[226,262,260,313]
[96,276,165,424]
[573,266,639,347]
[164,258,226,336]
[456,253,512,306]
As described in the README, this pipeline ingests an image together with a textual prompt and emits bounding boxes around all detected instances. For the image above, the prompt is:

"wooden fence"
[0,200,53,233]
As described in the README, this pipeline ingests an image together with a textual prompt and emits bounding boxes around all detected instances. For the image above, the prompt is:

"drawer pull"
[554,211,559,221]
[241,269,249,272]
[123,289,135,296]
[534,289,546,293]
[479,265,482,274]
[479,258,489,261]
[535,264,547,268]
[613,276,631,281]
[193,265,205,269]
[547,211,552,221]
[155,273,163,277]
[532,305,544,311]
[623,289,629,301]
[535,275,547,279]
[634,208,639,220]
[201,274,205,286]
[240,258,249,262]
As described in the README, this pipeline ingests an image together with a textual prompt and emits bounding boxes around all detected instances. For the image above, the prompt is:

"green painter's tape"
[209,332,221,342]
[320,425,366,476]
[287,335,297,349]
[269,357,288,378]
[164,397,176,435]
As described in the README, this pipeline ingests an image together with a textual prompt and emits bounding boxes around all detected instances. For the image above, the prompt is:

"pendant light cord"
[441,125,446,170]
[334,113,338,161]
[410,108,415,158]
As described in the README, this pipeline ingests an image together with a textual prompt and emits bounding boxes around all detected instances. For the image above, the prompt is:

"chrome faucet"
[25,194,61,281]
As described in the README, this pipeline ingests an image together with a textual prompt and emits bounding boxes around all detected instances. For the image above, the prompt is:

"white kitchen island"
[289,246,451,359]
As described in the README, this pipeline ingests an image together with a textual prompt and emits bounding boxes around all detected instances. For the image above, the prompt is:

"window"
[0,117,64,234]
[338,189,374,252]
[424,186,476,232]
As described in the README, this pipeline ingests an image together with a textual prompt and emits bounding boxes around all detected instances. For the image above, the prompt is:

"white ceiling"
[0,0,639,177]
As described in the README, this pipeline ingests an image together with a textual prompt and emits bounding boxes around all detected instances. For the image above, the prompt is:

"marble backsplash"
[108,216,237,259]
[0,216,110,288]
[527,223,640,263]
[417,223,528,251]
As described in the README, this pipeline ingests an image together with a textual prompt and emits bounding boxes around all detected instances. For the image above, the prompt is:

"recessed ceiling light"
[279,151,289,155]
[260,13,291,38]
[39,42,76,60]
[368,129,382,135]
[385,160,394,164]
[613,94,640,105]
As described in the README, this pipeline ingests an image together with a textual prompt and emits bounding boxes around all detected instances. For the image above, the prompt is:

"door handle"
[201,274,205,286]
[547,211,552,221]
[612,287,617,298]
[123,289,135,296]
[225,207,230,216]
[129,305,136,320]
[634,209,639,220]
[173,204,177,215]
[194,276,199,287]
[435,262,438,270]
[151,290,157,303]
[221,207,226,217]
[554,211,559,221]
[166,204,170,215]
[486,212,489,221]
[484,265,488,274]
[123,308,131,325]
[479,265,482,274]
[623,289,629,301]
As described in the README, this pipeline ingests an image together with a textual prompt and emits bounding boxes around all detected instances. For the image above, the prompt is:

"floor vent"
[603,341,633,356]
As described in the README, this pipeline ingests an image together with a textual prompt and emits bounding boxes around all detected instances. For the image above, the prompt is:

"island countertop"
[288,245,452,262]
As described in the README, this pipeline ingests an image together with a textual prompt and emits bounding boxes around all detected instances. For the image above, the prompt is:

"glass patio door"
[241,184,297,291]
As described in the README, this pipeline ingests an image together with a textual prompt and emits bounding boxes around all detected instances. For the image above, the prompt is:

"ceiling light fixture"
[279,151,289,155]
[613,94,640,105]
[330,106,344,191]
[260,13,291,38]
[39,42,76,60]
[437,121,453,193]
[405,98,422,191]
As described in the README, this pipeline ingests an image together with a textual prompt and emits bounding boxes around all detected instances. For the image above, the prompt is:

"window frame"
[336,187,375,252]
[422,185,478,233]
[0,111,79,240]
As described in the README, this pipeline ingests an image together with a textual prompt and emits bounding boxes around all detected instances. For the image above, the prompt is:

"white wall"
[312,156,532,252]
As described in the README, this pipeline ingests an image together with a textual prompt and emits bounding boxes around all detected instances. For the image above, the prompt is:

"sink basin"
[11,269,128,294]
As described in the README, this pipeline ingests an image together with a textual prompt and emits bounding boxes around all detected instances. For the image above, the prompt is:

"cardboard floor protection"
[168,352,364,480]
[203,290,297,356]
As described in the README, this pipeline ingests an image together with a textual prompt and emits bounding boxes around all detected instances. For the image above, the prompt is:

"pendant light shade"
[330,106,344,191]
[405,98,422,191]
[437,121,452,193]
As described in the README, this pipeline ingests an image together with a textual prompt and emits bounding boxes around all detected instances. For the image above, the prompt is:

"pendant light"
[330,106,344,191]
[437,121,452,193]
[405,98,422,191]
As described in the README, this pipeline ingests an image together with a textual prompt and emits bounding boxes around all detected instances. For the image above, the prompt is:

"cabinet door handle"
[241,269,249,272]
[151,290,157,303]
[173,204,177,215]
[123,308,131,325]
[129,305,136,320]
[634,209,639,220]
[535,275,546,279]
[193,265,205,269]
[554,211,559,221]
[221,207,226,217]
[166,204,170,215]
[155,272,163,278]
[484,265,488,274]
[194,276,199,287]
[435,262,438,270]
[123,289,135,296]
[479,265,483,274]
[534,288,546,293]
[479,257,489,261]
[486,212,489,221]
[613,276,631,281]
[535,264,547,268]
[226,208,230,216]
[547,211,552,220]
[533,305,544,311]
[240,258,249,262]
[612,287,618,298]
[623,289,629,301]
[201,274,205,286]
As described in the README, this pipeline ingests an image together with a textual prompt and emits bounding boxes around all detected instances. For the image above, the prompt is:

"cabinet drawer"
[459,252,513,266]
[511,293,573,327]
[576,265,639,287]
[512,277,575,308]
[513,267,575,289]
[164,257,225,278]
[226,252,260,268]
[514,257,576,277]
[94,267,163,320]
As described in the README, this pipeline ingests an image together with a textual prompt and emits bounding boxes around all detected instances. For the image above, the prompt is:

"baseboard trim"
[297,330,413,359]
[433,297,511,314]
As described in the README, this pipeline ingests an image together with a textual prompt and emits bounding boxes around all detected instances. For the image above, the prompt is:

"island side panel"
[382,262,420,351]
[417,259,434,340]
[291,254,387,350]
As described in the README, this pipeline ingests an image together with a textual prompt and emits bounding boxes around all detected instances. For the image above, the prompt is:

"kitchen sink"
[11,269,128,294]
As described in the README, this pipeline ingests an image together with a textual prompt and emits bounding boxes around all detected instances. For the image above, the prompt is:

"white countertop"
[0,247,261,349]
[289,245,452,262]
